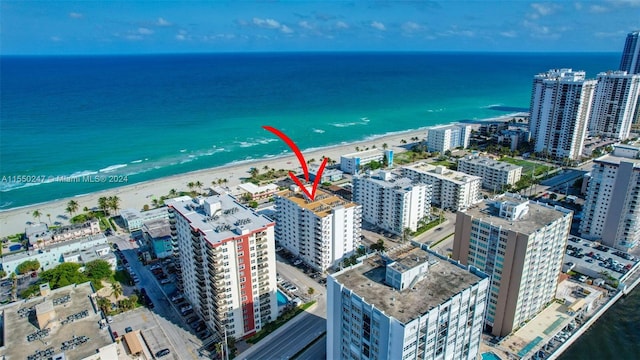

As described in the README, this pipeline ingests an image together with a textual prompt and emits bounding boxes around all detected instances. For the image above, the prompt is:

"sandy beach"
[0,127,437,237]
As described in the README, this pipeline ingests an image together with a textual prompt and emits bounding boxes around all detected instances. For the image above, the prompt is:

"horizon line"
[0,50,621,57]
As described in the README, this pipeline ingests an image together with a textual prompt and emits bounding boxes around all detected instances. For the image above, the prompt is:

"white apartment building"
[166,195,277,339]
[529,69,597,160]
[452,194,573,337]
[457,154,522,191]
[120,207,169,232]
[1,234,109,275]
[580,144,640,251]
[588,71,640,140]
[274,187,361,271]
[327,246,489,360]
[340,149,394,175]
[426,124,471,153]
[401,162,481,211]
[352,170,431,235]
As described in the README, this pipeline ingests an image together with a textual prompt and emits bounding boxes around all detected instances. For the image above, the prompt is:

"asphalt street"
[112,235,204,359]
[294,334,326,360]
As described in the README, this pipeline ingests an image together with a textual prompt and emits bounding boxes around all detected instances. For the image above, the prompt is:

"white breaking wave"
[99,164,127,173]
[312,128,325,133]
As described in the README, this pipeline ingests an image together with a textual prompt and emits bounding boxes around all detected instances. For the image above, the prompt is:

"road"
[238,258,327,360]
[293,334,326,360]
[112,235,204,359]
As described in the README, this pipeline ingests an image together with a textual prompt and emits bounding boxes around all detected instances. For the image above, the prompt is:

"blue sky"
[1,1,639,54]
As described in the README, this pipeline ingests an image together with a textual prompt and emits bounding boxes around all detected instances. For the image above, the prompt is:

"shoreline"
[0,126,429,237]
[0,114,521,237]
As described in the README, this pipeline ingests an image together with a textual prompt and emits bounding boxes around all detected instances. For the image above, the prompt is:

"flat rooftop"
[277,188,358,218]
[0,282,113,359]
[334,247,483,324]
[403,162,482,185]
[142,218,172,239]
[464,198,571,235]
[166,194,273,245]
[594,154,640,166]
[341,148,387,159]
[356,172,417,191]
[460,156,523,171]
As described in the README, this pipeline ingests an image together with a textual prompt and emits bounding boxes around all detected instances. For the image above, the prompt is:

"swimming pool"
[481,352,502,360]
[277,290,288,306]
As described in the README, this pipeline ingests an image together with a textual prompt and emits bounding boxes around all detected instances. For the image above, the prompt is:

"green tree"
[84,260,113,281]
[67,200,79,216]
[39,262,88,289]
[46,213,52,225]
[249,168,259,178]
[111,282,123,299]
[32,209,42,223]
[16,260,41,275]
[195,180,203,193]
[382,143,388,150]
[98,196,110,215]
[108,196,120,215]
[370,239,386,252]
[402,227,413,243]
[168,188,178,197]
[97,296,110,314]
[308,287,315,295]
[249,201,259,208]
[0,270,7,278]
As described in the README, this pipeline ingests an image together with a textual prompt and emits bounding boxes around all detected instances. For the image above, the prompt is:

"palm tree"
[98,196,109,215]
[108,196,120,215]
[222,178,228,184]
[65,206,74,217]
[111,282,123,299]
[382,143,388,150]
[32,210,42,223]
[46,213,52,225]
[263,165,269,171]
[187,182,195,191]
[169,188,178,197]
[195,180,203,193]
[151,198,160,208]
[67,200,79,216]
[97,296,110,314]
[402,227,412,243]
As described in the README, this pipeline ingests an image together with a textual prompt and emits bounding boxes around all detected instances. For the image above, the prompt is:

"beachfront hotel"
[529,69,597,160]
[426,124,471,153]
[401,162,481,211]
[340,148,394,175]
[274,187,361,271]
[166,195,277,339]
[619,31,640,75]
[580,144,640,251]
[327,245,489,360]
[452,194,573,337]
[457,154,523,192]
[588,71,640,140]
[352,170,431,236]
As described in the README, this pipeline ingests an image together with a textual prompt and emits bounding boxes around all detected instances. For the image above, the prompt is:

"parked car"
[112,331,119,338]
[155,349,171,357]
[125,327,133,333]
[160,278,172,285]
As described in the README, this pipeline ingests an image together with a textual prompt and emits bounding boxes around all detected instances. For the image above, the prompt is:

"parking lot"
[563,236,638,284]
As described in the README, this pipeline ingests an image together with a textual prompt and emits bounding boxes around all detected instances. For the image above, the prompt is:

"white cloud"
[589,5,609,12]
[50,36,61,42]
[280,25,294,34]
[371,21,386,31]
[299,21,313,30]
[125,35,144,41]
[253,17,281,29]
[607,0,640,7]
[156,17,172,27]
[402,22,423,33]
[594,30,627,38]
[69,12,83,19]
[138,27,154,35]
[500,30,518,38]
[335,21,349,29]
[175,34,186,41]
[531,3,558,16]
[522,20,560,39]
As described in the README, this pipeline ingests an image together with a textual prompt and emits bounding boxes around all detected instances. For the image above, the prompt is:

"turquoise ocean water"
[0,52,619,209]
